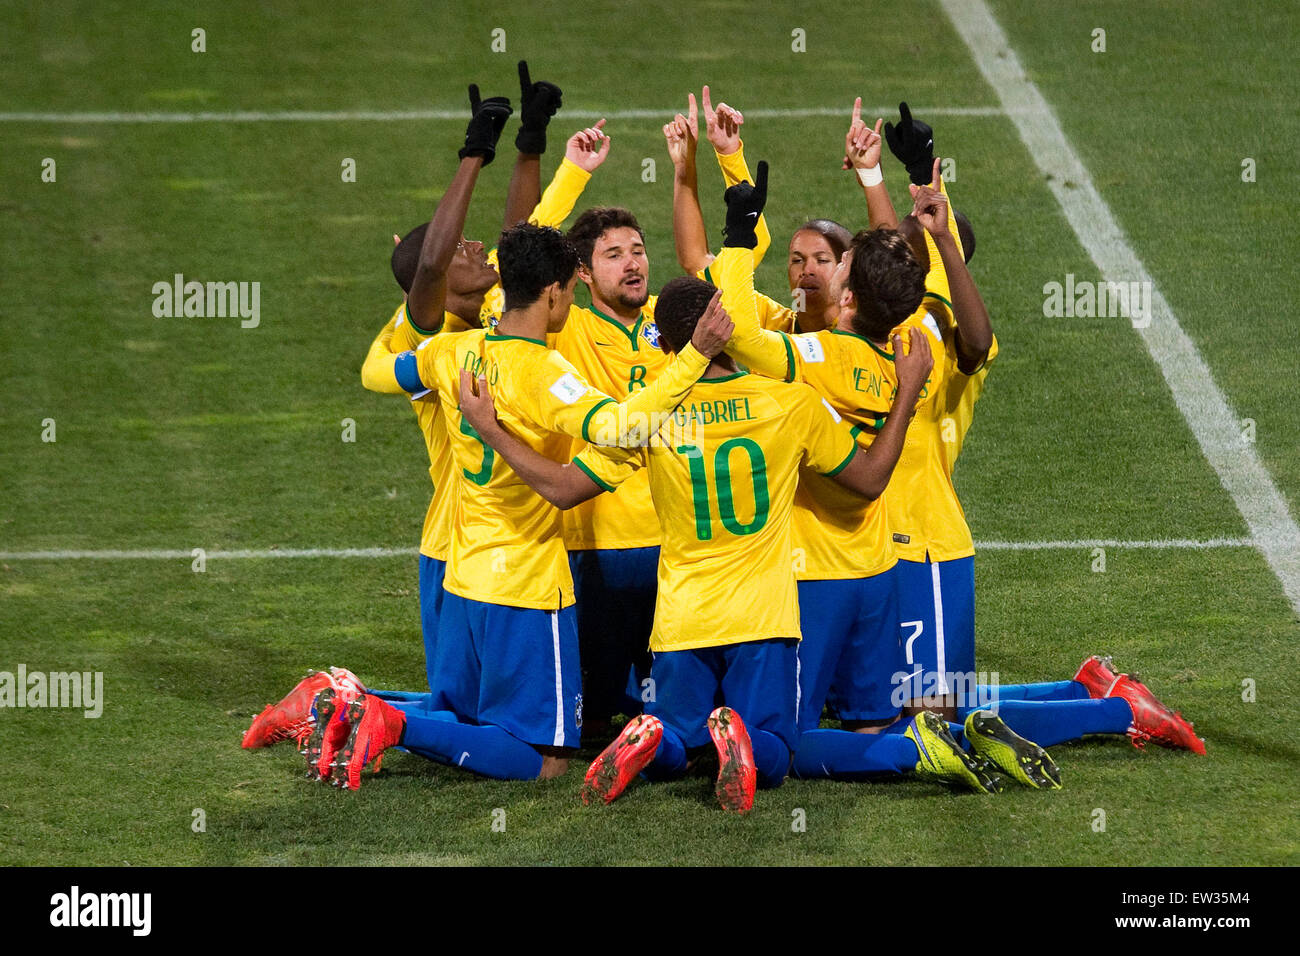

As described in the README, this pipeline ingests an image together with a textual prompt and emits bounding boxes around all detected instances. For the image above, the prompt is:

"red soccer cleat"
[707,706,757,814]
[1073,656,1205,755]
[303,687,355,780]
[581,715,663,805]
[330,694,407,791]
[1072,655,1122,699]
[242,671,334,749]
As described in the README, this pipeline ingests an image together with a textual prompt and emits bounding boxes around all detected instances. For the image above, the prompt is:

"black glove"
[515,60,562,155]
[459,84,512,165]
[722,160,768,250]
[884,101,935,186]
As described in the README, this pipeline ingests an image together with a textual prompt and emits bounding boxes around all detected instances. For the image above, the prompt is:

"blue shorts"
[798,569,904,731]
[569,547,658,720]
[894,556,976,706]
[645,638,799,755]
[430,592,582,749]
[418,556,447,692]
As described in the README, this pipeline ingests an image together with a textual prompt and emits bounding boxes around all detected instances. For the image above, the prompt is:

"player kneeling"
[459,276,932,812]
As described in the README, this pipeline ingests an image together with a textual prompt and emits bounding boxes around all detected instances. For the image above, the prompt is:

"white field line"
[941,0,1300,618]
[0,105,1004,124]
[0,539,1254,561]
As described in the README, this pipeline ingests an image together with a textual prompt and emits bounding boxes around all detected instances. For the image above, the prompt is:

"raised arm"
[458,370,604,509]
[530,121,608,229]
[502,61,561,230]
[703,86,771,266]
[408,85,511,332]
[716,161,795,381]
[911,161,992,372]
[666,94,712,276]
[842,97,899,229]
[830,327,933,499]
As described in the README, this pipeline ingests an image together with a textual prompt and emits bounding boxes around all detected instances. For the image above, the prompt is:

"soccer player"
[709,159,1057,791]
[312,223,734,789]
[865,104,1203,753]
[460,273,935,812]
[554,89,767,737]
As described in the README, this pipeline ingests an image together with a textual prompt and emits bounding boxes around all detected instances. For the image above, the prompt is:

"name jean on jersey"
[152,273,260,328]
[50,886,151,936]
[0,665,103,718]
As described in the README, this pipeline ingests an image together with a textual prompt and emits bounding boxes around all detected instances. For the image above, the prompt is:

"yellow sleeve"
[571,444,646,493]
[799,388,859,476]
[360,315,405,394]
[411,333,457,401]
[713,246,795,382]
[527,346,709,446]
[714,142,770,269]
[529,158,592,229]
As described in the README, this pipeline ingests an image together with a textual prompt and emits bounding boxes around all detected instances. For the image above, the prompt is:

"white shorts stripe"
[550,611,565,748]
[930,562,949,695]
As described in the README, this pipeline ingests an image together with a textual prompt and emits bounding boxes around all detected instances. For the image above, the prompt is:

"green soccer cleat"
[905,710,1002,794]
[964,710,1062,790]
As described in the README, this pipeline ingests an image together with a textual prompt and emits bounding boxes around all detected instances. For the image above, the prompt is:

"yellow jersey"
[417,330,709,610]
[712,247,943,579]
[887,300,998,561]
[550,299,666,551]
[576,372,858,652]
[359,158,594,557]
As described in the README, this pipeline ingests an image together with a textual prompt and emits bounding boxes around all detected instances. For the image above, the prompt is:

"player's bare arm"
[666,91,711,275]
[458,369,604,509]
[911,160,993,372]
[842,97,899,229]
[408,84,512,332]
[831,327,933,500]
[502,60,562,231]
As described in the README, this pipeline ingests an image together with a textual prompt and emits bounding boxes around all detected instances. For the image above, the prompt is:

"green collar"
[589,304,646,351]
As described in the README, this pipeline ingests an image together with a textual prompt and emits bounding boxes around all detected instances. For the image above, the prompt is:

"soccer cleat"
[1072,655,1122,699]
[1109,674,1206,755]
[580,715,663,806]
[964,710,1062,790]
[330,694,407,791]
[905,711,1002,794]
[242,670,334,749]
[1073,656,1205,755]
[302,687,353,780]
[707,707,757,814]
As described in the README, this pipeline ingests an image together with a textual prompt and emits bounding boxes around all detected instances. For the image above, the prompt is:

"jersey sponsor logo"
[820,398,842,423]
[892,532,911,544]
[794,334,825,363]
[641,322,661,349]
[548,371,587,405]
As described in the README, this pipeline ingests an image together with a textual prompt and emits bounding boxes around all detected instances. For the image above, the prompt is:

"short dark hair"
[391,222,429,293]
[497,223,580,312]
[847,227,926,341]
[654,276,717,353]
[567,207,644,266]
[794,219,853,260]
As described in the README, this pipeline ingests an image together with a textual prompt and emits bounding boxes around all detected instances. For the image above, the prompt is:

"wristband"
[857,165,883,188]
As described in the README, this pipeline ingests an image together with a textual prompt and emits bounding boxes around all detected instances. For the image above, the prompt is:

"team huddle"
[242,63,1205,813]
